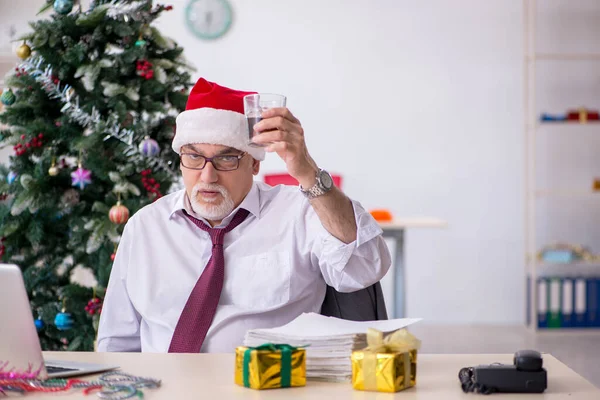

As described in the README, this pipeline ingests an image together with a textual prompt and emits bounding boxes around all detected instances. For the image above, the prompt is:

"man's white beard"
[190,183,235,221]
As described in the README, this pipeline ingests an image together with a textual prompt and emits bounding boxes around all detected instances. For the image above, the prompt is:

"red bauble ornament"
[109,202,130,224]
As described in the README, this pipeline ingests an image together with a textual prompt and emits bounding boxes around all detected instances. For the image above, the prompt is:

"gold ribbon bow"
[362,328,421,391]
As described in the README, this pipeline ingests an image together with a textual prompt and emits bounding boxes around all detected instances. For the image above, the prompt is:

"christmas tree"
[0,0,192,351]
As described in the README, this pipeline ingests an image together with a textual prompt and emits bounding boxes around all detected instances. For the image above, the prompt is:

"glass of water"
[244,93,287,147]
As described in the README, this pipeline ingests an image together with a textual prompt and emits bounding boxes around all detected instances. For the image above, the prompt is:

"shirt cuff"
[319,199,383,272]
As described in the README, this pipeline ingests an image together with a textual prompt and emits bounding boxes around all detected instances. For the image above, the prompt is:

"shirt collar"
[169,182,260,226]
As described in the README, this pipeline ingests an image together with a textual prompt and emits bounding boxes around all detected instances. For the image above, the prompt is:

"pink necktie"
[168,208,250,353]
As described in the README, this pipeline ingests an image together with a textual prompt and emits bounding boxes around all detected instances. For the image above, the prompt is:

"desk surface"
[378,218,448,229]
[29,352,598,399]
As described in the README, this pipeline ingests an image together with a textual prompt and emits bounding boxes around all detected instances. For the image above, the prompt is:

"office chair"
[262,173,388,321]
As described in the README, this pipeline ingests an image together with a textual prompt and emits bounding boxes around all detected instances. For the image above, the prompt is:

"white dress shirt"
[96,181,391,353]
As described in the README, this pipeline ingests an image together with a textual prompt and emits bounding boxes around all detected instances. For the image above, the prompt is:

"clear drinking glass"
[244,93,287,146]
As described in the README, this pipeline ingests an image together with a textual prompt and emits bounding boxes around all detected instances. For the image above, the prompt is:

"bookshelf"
[524,0,600,332]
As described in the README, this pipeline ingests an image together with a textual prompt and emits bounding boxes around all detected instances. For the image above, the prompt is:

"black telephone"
[458,350,547,394]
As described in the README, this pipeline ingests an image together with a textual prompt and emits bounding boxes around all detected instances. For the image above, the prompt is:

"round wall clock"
[185,0,233,40]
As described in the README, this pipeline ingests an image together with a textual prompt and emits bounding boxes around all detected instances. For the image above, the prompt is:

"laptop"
[0,264,119,379]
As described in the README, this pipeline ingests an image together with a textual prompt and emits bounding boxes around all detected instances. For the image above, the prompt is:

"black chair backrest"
[320,281,388,321]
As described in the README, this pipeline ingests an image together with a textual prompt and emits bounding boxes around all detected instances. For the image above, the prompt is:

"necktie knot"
[184,208,250,246]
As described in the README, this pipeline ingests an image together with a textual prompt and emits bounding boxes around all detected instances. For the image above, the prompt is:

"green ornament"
[54,0,74,15]
[135,39,147,47]
[1,89,16,106]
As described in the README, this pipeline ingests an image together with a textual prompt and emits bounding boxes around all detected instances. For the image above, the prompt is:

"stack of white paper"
[243,313,421,382]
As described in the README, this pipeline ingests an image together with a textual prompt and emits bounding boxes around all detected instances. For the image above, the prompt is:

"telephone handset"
[459,350,547,394]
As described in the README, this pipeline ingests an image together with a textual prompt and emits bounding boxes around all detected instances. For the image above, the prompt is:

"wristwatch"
[300,169,334,199]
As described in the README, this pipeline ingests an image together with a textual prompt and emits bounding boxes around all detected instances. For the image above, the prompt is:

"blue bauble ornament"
[53,0,74,15]
[139,136,160,157]
[34,318,45,332]
[54,311,74,331]
[1,89,16,106]
[7,171,17,184]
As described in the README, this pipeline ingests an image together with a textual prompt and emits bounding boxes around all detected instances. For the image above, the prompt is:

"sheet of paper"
[246,312,422,337]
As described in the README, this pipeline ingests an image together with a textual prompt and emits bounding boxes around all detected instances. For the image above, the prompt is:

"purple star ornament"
[71,167,92,190]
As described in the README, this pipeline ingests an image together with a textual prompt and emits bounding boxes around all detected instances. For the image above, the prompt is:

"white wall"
[154,0,527,324]
[0,0,525,324]
[3,1,597,324]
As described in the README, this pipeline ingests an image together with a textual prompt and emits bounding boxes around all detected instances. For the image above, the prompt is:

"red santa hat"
[172,78,265,161]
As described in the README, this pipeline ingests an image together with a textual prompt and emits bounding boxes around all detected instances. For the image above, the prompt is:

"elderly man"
[97,78,391,353]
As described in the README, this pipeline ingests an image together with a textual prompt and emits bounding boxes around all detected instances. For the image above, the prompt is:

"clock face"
[185,0,233,40]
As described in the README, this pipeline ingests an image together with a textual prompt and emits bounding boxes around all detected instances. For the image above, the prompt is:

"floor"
[408,324,600,388]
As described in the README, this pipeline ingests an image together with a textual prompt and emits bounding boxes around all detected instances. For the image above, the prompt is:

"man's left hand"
[251,107,319,188]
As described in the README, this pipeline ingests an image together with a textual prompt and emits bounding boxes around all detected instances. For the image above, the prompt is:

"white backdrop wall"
[2,0,597,324]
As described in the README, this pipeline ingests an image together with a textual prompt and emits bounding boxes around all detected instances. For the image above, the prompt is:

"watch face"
[319,171,333,189]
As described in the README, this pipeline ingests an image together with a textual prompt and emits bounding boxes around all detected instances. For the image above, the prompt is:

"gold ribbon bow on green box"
[235,344,306,390]
[351,328,422,393]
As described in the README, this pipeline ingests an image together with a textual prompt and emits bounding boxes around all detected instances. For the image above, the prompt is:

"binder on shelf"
[537,278,548,328]
[547,278,562,328]
[587,278,598,328]
[597,279,600,328]
[574,278,587,328]
[560,278,574,328]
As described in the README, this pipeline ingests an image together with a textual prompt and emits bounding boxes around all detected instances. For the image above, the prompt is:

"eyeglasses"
[180,152,247,171]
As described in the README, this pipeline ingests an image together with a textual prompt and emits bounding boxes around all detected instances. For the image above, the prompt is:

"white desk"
[26,352,599,399]
[379,218,447,318]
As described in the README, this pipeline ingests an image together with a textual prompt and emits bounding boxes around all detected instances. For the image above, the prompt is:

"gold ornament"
[48,157,59,176]
[16,42,32,59]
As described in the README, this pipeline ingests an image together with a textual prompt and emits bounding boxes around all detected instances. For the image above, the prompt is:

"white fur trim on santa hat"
[172,108,266,161]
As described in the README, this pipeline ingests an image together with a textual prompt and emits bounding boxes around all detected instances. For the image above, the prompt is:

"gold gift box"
[235,344,306,390]
[352,348,417,393]
[351,328,421,393]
